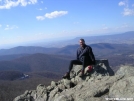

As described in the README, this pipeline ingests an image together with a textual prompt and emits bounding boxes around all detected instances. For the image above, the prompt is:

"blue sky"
[0,0,134,48]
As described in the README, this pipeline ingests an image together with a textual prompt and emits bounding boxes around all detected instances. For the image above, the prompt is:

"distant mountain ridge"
[0,43,134,74]
[44,31,134,47]
[0,46,59,56]
[0,31,134,56]
[73,31,134,44]
[0,43,134,57]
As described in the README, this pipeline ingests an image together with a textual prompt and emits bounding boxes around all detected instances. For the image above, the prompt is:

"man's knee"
[70,60,76,64]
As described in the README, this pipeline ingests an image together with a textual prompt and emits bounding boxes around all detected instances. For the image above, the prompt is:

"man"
[63,38,96,79]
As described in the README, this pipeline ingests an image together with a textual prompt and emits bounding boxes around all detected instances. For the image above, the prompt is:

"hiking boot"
[62,72,70,79]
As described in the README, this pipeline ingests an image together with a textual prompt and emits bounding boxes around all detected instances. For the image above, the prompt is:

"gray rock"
[36,84,47,98]
[63,79,71,88]
[109,76,134,98]
[70,65,82,78]
[51,81,57,88]
[46,86,54,92]
[57,84,66,90]
[55,75,124,101]
[49,87,60,101]
[54,95,74,101]
[16,59,134,101]
[93,59,114,76]
[70,59,114,79]
[116,65,134,77]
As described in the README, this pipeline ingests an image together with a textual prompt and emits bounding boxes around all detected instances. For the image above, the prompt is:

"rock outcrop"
[14,60,134,101]
[109,65,134,99]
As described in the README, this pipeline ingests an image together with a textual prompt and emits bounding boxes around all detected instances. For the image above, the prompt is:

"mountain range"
[0,43,134,73]
[0,43,134,57]
[0,31,134,49]
[42,31,134,47]
[0,31,134,56]
[0,31,134,80]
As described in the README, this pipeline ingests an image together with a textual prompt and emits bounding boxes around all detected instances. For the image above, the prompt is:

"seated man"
[63,38,96,78]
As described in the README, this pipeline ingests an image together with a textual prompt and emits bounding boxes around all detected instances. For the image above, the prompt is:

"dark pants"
[68,56,90,73]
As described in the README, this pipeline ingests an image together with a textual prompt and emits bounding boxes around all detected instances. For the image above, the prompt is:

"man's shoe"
[62,72,70,79]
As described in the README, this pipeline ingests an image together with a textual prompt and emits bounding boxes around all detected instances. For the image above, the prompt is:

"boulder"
[108,65,134,99]
[70,59,114,79]
[116,65,134,77]
[53,75,124,101]
[109,76,134,98]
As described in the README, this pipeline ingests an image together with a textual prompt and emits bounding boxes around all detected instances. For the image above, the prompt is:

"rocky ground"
[14,59,134,101]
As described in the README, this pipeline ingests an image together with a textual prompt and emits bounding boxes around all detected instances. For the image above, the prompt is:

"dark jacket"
[77,44,96,65]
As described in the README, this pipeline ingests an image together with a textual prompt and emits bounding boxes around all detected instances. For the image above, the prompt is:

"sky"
[0,0,134,48]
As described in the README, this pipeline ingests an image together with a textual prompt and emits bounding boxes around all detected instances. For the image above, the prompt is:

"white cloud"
[0,0,37,9]
[123,8,134,16]
[36,11,68,20]
[0,24,2,27]
[29,0,37,4]
[36,16,45,20]
[119,0,134,16]
[4,25,18,30]
[119,1,126,6]
[45,11,68,19]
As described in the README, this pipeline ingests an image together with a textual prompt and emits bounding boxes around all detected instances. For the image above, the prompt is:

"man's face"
[79,40,85,47]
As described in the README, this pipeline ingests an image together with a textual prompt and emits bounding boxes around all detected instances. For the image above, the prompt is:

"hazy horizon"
[0,30,133,49]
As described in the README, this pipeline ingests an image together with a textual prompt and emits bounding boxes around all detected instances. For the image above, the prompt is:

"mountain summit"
[13,59,134,101]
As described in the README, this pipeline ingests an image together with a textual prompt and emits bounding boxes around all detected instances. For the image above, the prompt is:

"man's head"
[79,39,85,47]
